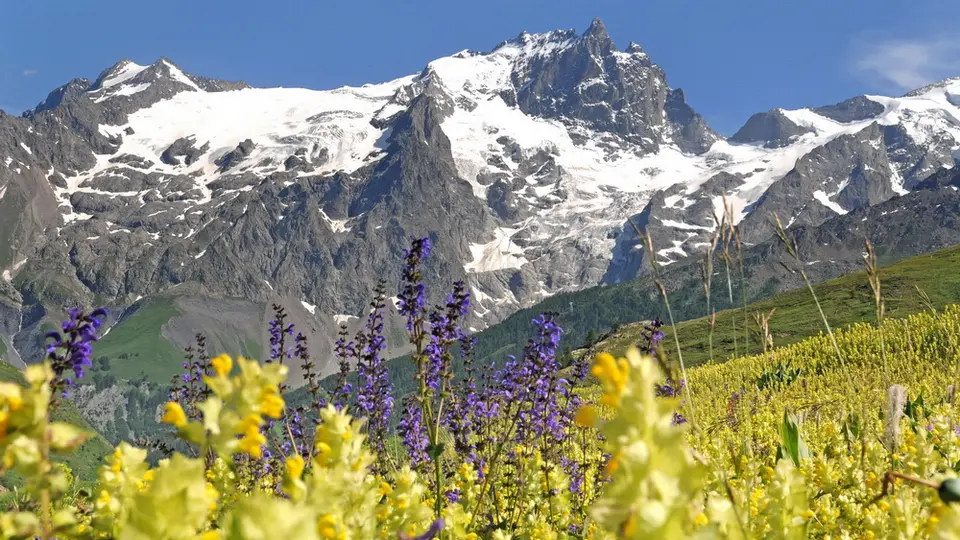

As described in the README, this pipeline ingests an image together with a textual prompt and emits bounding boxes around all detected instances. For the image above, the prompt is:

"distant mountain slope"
[3,18,960,385]
[379,167,960,395]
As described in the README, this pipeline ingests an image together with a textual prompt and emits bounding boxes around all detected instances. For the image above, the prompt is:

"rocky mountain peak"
[579,17,614,51]
[90,59,144,90]
[23,58,253,121]
[88,58,200,97]
[449,20,716,154]
[29,78,93,115]
[904,76,960,98]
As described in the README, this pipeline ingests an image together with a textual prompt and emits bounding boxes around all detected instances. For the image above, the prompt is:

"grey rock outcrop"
[509,18,718,155]
[813,95,886,123]
[161,137,210,166]
[216,139,256,172]
[730,109,815,148]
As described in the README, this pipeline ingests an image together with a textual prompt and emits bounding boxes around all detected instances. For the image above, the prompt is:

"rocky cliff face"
[3,20,960,382]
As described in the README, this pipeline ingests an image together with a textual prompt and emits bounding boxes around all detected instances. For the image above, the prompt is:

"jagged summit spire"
[583,17,608,39]
[577,17,614,55]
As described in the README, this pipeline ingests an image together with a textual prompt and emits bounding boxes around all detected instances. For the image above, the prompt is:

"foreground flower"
[587,347,706,538]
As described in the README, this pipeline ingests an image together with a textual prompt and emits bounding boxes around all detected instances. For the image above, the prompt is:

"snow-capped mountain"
[2,18,960,378]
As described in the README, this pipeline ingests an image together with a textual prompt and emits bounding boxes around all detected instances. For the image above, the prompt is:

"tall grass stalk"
[863,239,891,388]
[726,196,750,357]
[719,196,745,358]
[699,222,721,364]
[771,214,856,392]
[754,309,776,355]
[718,211,738,358]
[630,217,699,430]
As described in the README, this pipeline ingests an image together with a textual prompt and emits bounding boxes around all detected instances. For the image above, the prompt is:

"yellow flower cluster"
[161,354,287,460]
[591,351,630,407]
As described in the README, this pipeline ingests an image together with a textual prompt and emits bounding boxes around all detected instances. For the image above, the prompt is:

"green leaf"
[426,443,445,461]
[779,410,810,467]
[842,412,862,450]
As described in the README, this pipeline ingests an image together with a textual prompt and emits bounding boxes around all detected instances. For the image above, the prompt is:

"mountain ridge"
[2,18,960,386]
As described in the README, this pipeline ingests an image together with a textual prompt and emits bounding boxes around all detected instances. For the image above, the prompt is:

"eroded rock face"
[216,139,256,172]
[738,123,896,243]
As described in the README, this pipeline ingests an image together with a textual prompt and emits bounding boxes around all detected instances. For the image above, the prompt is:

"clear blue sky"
[3,0,960,135]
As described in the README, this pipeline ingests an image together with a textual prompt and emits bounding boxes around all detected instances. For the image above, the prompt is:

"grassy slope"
[95,298,185,383]
[595,244,960,366]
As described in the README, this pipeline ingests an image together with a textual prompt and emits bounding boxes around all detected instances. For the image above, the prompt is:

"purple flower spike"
[397,236,432,332]
[355,280,393,458]
[45,307,108,400]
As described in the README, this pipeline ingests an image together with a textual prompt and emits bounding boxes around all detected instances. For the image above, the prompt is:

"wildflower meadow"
[5,232,960,539]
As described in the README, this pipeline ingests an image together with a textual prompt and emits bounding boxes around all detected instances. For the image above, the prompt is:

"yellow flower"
[619,513,637,536]
[96,490,111,508]
[240,434,266,458]
[5,392,23,412]
[592,352,630,407]
[378,481,393,497]
[315,442,333,458]
[318,514,338,539]
[200,531,221,540]
[604,451,621,476]
[239,413,263,433]
[574,404,598,427]
[694,513,709,526]
[205,481,220,512]
[0,411,10,439]
[238,414,266,458]
[211,354,233,377]
[161,402,188,428]
[259,386,285,419]
[286,455,305,480]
